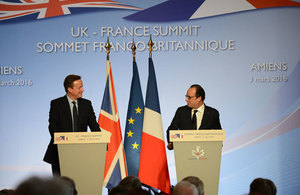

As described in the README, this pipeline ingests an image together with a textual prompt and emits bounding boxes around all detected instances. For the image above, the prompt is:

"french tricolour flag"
[138,57,171,194]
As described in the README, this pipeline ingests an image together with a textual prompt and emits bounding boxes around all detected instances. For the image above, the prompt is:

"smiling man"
[43,74,100,176]
[166,84,222,150]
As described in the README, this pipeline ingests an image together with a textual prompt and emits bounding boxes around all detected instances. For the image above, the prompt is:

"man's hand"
[167,142,173,150]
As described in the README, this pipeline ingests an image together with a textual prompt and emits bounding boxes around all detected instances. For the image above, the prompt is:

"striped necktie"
[72,101,78,131]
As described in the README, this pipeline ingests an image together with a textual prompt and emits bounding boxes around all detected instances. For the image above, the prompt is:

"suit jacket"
[166,105,222,143]
[43,95,100,165]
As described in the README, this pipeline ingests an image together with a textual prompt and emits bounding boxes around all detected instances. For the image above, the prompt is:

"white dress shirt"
[191,104,205,129]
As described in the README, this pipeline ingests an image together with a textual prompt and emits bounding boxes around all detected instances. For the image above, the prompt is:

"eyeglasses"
[185,95,197,100]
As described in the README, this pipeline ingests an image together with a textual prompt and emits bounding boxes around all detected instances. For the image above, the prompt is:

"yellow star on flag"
[128,117,135,124]
[135,107,142,114]
[127,130,134,137]
[132,142,139,149]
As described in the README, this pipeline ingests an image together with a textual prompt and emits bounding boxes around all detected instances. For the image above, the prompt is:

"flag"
[138,57,171,194]
[0,0,142,22]
[124,0,300,22]
[124,61,144,177]
[98,60,127,189]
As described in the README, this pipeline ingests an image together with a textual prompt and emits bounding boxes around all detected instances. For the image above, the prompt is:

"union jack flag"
[0,0,142,21]
[98,60,127,189]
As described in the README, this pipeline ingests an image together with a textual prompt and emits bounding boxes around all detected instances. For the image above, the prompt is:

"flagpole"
[124,38,145,178]
[131,38,136,62]
[148,35,153,59]
[105,37,111,61]
[139,35,171,194]
[100,36,128,189]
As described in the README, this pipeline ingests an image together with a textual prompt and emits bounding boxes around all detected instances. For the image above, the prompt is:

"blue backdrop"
[1,0,300,194]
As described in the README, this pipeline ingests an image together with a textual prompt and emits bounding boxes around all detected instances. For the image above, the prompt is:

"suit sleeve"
[87,101,101,131]
[166,108,181,143]
[212,110,222,129]
[48,100,59,138]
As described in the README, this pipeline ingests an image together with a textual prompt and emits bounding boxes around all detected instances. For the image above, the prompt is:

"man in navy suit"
[43,74,100,176]
[166,84,221,150]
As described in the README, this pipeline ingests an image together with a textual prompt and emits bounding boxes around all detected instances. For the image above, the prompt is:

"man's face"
[68,79,84,100]
[185,87,202,109]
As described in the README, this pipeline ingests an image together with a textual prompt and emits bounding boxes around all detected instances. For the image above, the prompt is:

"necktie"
[72,101,78,131]
[192,110,198,130]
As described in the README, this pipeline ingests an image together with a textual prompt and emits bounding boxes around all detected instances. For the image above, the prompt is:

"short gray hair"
[182,176,204,195]
[173,181,198,195]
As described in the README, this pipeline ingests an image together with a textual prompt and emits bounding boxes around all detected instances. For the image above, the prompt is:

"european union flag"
[124,60,144,177]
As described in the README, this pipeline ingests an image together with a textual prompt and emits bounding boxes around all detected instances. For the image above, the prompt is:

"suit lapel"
[77,98,83,128]
[200,105,209,129]
[185,106,193,129]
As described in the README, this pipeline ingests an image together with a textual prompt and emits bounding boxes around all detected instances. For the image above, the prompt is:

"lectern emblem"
[55,136,68,141]
[192,146,206,160]
[171,133,183,139]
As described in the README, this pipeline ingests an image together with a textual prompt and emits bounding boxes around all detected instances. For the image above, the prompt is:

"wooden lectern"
[54,131,111,195]
[170,130,225,195]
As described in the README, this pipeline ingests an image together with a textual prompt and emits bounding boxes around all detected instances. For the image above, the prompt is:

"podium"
[170,130,225,195]
[54,131,111,195]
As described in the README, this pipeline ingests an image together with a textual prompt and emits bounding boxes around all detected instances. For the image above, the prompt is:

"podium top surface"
[170,130,225,142]
[54,132,111,144]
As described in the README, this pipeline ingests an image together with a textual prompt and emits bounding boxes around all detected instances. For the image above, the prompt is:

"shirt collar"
[194,103,205,113]
[66,95,77,105]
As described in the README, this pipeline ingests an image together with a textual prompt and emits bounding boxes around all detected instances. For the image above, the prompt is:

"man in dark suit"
[43,74,100,176]
[166,84,221,150]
